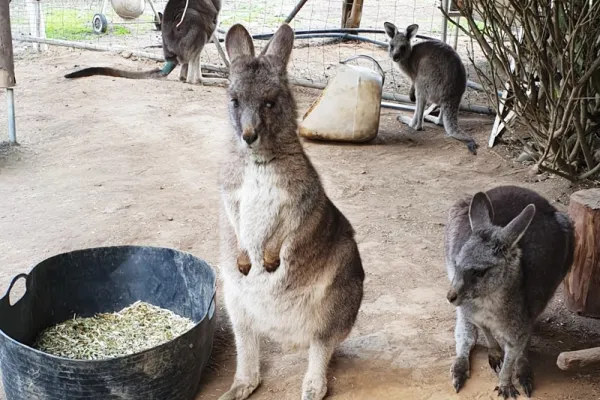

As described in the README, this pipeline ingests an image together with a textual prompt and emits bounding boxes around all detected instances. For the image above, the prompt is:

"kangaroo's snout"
[242,128,258,145]
[446,288,459,305]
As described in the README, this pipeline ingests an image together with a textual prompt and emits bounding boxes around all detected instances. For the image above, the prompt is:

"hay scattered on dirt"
[33,301,195,360]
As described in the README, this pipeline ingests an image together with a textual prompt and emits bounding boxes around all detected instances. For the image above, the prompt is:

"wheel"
[92,13,108,34]
[154,12,163,31]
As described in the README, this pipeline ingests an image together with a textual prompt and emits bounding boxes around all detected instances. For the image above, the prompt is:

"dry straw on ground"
[33,301,196,360]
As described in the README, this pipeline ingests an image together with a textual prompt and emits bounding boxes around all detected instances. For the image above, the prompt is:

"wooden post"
[345,0,364,29]
[563,188,600,318]
[1,0,17,143]
[26,0,47,52]
[1,0,16,88]
[341,0,352,29]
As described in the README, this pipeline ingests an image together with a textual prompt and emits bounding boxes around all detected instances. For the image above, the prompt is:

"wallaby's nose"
[446,289,458,304]
[242,129,258,145]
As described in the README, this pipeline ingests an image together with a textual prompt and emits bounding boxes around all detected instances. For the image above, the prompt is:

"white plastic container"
[111,0,146,19]
[299,55,385,143]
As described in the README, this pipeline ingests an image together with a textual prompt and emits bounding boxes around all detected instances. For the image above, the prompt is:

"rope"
[176,0,189,28]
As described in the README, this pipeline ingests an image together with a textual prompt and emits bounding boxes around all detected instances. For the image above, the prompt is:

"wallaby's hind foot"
[516,355,534,397]
[218,380,261,400]
[179,63,188,81]
[424,105,444,126]
[397,114,423,131]
[495,383,520,399]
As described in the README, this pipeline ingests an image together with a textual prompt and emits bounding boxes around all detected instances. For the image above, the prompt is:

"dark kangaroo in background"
[64,0,221,84]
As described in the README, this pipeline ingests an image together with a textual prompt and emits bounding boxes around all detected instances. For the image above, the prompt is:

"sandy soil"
[1,49,599,400]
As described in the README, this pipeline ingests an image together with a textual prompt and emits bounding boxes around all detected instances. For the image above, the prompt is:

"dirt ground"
[1,48,600,400]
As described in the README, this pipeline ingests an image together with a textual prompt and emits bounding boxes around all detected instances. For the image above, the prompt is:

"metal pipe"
[217,27,438,42]
[284,0,310,23]
[7,88,16,144]
[381,101,416,111]
[289,78,495,115]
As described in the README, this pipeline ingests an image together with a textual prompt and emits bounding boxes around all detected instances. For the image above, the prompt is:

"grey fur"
[218,23,365,400]
[65,0,222,84]
[383,22,478,154]
[444,185,574,399]
[162,0,222,83]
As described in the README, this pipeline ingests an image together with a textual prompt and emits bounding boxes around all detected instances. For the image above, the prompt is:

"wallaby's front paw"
[302,378,328,400]
[263,252,280,273]
[237,250,252,276]
[494,383,520,399]
[487,349,504,374]
[450,357,470,393]
[219,379,261,400]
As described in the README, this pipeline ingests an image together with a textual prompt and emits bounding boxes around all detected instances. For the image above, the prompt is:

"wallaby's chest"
[236,164,289,255]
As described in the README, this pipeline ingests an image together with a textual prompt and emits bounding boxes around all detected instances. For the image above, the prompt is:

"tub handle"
[2,273,28,307]
[208,292,216,320]
[340,55,386,85]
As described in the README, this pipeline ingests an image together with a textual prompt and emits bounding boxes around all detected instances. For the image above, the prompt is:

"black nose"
[243,133,258,145]
[447,290,458,304]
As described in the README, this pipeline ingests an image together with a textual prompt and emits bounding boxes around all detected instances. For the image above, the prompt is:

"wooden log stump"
[563,188,600,318]
[557,347,600,370]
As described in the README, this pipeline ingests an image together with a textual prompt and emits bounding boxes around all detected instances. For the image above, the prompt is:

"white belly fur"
[222,162,330,347]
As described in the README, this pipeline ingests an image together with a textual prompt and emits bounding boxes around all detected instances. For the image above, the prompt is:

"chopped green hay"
[33,301,195,360]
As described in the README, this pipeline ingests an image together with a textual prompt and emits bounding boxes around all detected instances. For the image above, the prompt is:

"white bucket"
[299,55,384,143]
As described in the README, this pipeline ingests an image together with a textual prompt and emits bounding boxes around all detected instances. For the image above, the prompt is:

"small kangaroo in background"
[218,23,365,400]
[445,185,574,399]
[384,22,478,155]
[65,0,223,84]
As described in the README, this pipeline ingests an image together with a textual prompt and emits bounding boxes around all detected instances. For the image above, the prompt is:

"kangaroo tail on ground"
[64,61,177,80]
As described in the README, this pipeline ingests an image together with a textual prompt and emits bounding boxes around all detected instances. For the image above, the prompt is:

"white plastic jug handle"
[340,55,386,86]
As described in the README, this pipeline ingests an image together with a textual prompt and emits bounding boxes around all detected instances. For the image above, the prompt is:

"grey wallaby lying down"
[445,185,574,399]
[218,23,365,400]
[384,22,478,155]
[64,0,221,83]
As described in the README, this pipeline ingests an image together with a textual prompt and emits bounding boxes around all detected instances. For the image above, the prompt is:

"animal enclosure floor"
[1,49,600,400]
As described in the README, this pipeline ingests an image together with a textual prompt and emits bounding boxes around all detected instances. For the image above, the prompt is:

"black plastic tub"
[0,245,217,400]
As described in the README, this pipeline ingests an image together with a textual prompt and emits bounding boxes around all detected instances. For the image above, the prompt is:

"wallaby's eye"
[265,101,274,108]
[231,98,239,108]
[472,269,487,279]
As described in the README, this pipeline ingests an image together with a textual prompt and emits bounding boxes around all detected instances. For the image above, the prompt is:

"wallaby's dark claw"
[517,368,534,398]
[495,383,520,399]
[488,352,504,374]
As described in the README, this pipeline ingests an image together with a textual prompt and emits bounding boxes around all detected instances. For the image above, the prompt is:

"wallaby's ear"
[226,24,255,63]
[405,24,419,40]
[469,192,494,231]
[500,204,536,248]
[383,22,398,39]
[261,23,295,72]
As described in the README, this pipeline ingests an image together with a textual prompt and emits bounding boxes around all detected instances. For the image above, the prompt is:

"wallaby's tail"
[64,61,177,80]
[442,102,478,155]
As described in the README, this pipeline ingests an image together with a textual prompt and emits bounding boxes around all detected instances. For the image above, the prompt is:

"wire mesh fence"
[8,0,489,108]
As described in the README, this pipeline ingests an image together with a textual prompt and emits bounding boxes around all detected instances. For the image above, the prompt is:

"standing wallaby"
[384,22,478,155]
[218,23,365,400]
[64,0,222,84]
[444,185,574,399]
